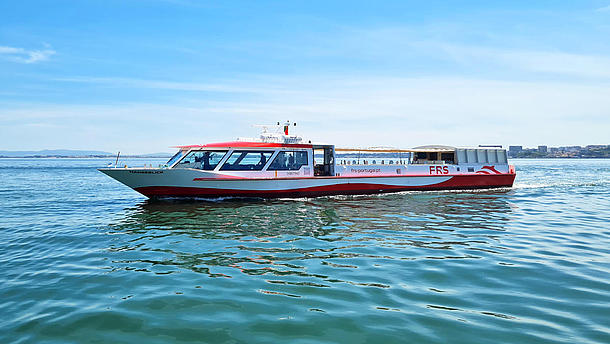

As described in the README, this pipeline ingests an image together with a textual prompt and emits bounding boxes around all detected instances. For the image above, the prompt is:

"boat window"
[441,152,455,164]
[487,150,498,163]
[456,149,467,164]
[497,150,507,163]
[477,149,488,163]
[175,150,227,170]
[466,149,477,163]
[166,150,186,167]
[268,151,308,171]
[220,151,274,171]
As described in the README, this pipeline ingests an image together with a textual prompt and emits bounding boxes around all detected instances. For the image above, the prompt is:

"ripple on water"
[0,158,609,343]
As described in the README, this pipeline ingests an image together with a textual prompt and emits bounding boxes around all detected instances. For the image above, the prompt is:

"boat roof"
[175,141,314,149]
[412,145,456,151]
[336,145,456,153]
[335,145,505,153]
[176,143,504,152]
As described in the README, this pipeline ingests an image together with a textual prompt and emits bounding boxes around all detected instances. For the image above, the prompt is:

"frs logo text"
[429,166,449,175]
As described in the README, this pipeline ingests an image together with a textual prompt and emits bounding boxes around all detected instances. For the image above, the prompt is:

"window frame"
[219,150,275,171]
[167,150,187,168]
[172,149,229,170]
[267,150,310,171]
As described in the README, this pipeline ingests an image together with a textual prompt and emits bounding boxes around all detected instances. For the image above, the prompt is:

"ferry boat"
[99,122,516,198]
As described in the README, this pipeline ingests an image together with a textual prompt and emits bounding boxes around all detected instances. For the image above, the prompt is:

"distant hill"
[0,150,173,158]
[136,152,173,158]
[0,149,114,157]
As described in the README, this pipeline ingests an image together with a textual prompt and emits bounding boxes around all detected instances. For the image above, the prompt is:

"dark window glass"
[167,150,186,167]
[175,151,227,170]
[220,151,273,171]
[268,151,309,170]
[441,152,455,164]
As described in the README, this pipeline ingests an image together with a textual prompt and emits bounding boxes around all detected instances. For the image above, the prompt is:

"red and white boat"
[100,122,516,198]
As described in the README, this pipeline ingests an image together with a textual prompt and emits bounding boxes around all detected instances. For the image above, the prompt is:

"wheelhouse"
[165,143,309,176]
[165,139,338,178]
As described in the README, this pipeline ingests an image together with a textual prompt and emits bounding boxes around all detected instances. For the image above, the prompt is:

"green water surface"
[1,158,609,343]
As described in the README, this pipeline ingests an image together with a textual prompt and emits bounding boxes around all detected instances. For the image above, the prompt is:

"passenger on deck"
[288,155,295,169]
[202,152,211,170]
[257,152,267,168]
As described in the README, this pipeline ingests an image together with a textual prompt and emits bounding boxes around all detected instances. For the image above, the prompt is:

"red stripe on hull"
[134,174,516,199]
[176,141,314,149]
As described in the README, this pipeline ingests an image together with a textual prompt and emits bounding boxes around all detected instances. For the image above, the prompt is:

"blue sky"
[1,1,609,153]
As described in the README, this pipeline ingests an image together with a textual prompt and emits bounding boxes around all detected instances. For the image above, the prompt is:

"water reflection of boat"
[105,192,512,280]
[100,122,516,199]
[111,198,341,237]
[111,190,512,237]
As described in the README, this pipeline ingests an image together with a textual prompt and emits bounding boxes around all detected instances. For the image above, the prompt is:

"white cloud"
[436,44,610,79]
[0,45,56,64]
[53,76,290,95]
[596,5,610,12]
[325,25,610,79]
[4,25,610,152]
[277,25,610,80]
[2,76,609,153]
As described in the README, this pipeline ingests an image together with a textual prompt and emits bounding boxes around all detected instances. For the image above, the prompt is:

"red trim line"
[191,173,515,181]
[481,165,502,174]
[136,174,516,198]
[175,141,314,149]
[193,175,247,180]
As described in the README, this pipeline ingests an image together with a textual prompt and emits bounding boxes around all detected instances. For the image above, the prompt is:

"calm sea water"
[1,158,609,344]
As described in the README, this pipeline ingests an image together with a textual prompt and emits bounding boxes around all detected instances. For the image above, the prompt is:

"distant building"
[538,145,548,153]
[550,147,559,153]
[508,146,523,156]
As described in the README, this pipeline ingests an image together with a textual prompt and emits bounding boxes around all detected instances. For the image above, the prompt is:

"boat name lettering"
[429,166,449,175]
[129,170,164,174]
[351,168,381,173]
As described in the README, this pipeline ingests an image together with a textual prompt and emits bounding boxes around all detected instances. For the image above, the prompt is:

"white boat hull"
[99,167,515,198]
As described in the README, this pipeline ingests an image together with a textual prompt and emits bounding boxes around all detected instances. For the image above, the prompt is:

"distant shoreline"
[0,149,173,158]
